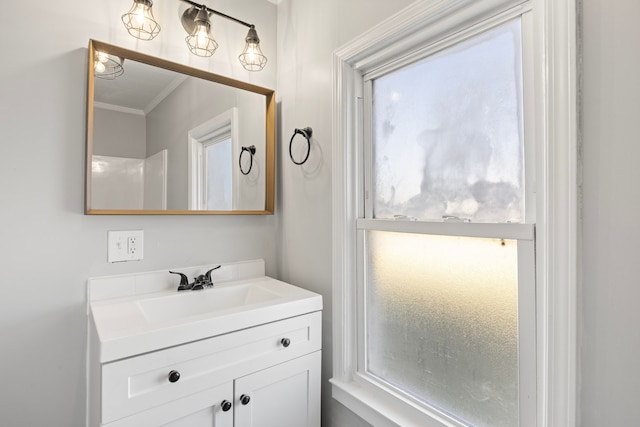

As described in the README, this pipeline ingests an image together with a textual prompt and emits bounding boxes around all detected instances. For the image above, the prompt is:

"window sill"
[330,378,461,427]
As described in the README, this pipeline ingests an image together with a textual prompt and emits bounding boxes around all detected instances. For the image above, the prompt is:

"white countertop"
[88,262,322,362]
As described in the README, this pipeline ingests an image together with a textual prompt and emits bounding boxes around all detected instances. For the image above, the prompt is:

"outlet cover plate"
[108,230,144,263]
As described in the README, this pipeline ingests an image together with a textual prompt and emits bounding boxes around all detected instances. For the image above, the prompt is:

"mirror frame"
[85,39,275,215]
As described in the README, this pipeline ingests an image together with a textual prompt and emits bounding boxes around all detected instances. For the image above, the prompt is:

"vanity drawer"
[101,311,322,425]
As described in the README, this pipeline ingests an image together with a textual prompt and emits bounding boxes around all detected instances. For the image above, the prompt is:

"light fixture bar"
[180,0,253,28]
[120,0,267,70]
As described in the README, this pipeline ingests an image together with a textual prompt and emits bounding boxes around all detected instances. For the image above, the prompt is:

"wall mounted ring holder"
[239,145,256,175]
[289,127,312,165]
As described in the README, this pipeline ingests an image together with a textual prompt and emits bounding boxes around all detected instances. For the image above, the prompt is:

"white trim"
[357,219,535,240]
[361,2,532,82]
[94,101,145,116]
[146,149,168,210]
[534,0,579,425]
[331,0,578,425]
[331,378,464,427]
[518,239,538,427]
[338,0,529,72]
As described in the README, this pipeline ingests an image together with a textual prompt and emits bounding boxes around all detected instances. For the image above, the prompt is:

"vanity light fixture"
[120,0,267,71]
[185,7,218,57]
[94,51,124,80]
[121,0,161,41]
[239,26,267,71]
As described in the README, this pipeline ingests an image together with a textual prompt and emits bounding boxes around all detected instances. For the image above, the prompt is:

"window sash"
[354,221,536,427]
[202,135,233,210]
[353,8,537,426]
[357,218,534,240]
[361,10,536,225]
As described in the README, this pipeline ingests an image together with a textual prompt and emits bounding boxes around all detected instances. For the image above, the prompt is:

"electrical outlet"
[128,236,137,255]
[108,230,144,263]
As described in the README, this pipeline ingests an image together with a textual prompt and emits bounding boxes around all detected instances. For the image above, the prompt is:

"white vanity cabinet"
[87,260,322,427]
[87,262,323,427]
[97,311,321,427]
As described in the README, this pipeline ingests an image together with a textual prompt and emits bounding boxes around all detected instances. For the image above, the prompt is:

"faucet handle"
[204,265,221,283]
[169,271,192,291]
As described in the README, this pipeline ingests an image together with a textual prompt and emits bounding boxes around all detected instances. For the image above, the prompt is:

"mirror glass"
[86,40,275,214]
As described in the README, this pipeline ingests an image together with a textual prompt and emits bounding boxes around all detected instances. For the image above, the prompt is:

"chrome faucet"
[169,265,221,291]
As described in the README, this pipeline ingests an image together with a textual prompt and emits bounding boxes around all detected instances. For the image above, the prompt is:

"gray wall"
[0,0,276,426]
[93,108,146,158]
[581,0,640,424]
[275,0,414,425]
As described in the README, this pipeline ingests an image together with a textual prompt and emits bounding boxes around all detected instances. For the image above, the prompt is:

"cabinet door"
[160,395,231,427]
[234,351,321,427]
[105,382,234,427]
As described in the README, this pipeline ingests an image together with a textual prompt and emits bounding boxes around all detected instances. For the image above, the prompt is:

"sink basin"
[138,283,283,323]
[89,275,322,362]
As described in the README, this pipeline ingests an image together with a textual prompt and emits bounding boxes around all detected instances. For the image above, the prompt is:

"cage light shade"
[94,52,124,80]
[185,8,218,57]
[121,0,161,41]
[239,27,267,71]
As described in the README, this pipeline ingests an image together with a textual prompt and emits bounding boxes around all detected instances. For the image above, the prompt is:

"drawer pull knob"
[281,338,291,347]
[240,394,251,405]
[168,370,181,383]
[221,400,232,412]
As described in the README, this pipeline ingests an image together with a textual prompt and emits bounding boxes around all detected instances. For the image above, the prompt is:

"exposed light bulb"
[239,27,267,71]
[194,24,210,46]
[185,8,217,57]
[244,44,258,62]
[96,51,109,63]
[95,61,106,74]
[133,3,147,27]
[121,0,161,41]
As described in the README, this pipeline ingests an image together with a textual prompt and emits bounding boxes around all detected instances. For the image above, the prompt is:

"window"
[359,15,534,427]
[188,108,238,210]
[331,1,578,426]
[202,134,233,210]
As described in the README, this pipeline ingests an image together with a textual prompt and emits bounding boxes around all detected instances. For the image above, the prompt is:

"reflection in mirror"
[86,39,275,214]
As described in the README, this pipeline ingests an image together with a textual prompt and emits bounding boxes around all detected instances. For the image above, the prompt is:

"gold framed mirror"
[85,40,275,215]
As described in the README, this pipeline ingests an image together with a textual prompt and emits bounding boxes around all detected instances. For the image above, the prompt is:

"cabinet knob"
[240,394,251,405]
[221,400,232,412]
[280,337,291,347]
[168,370,181,383]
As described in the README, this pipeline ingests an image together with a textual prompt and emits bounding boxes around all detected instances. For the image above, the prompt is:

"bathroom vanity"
[87,260,322,427]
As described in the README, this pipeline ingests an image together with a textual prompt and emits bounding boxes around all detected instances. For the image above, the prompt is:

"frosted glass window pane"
[205,139,232,210]
[366,231,518,426]
[372,19,524,222]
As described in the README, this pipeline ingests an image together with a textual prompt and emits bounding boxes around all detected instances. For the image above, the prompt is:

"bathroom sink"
[138,283,283,323]
[89,275,322,362]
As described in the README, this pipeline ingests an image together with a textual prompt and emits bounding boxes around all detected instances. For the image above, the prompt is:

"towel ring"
[289,127,312,165]
[239,145,256,175]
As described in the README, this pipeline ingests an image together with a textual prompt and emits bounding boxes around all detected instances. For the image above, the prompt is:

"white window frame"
[331,1,578,426]
[187,108,239,210]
